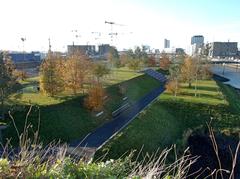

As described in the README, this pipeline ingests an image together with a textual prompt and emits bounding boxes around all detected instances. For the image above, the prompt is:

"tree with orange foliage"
[166,80,180,97]
[14,70,28,81]
[148,55,156,67]
[84,82,105,112]
[181,56,197,88]
[119,54,128,67]
[166,64,181,97]
[65,52,92,94]
[159,53,171,70]
[40,53,64,96]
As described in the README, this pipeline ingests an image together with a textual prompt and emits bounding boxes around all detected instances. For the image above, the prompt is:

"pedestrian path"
[69,70,167,150]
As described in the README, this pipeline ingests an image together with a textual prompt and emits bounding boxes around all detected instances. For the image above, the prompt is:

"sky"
[0,0,240,52]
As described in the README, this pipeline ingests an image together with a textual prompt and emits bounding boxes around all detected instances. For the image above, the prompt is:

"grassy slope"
[96,80,240,159]
[2,68,161,145]
[8,68,141,106]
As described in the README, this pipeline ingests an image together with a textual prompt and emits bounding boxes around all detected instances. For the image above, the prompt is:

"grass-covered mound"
[1,68,161,146]
[96,79,240,159]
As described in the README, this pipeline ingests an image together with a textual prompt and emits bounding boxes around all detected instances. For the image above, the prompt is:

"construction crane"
[91,32,102,40]
[71,30,81,46]
[105,21,126,44]
[91,32,102,47]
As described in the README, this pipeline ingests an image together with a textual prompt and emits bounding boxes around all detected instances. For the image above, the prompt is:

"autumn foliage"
[148,55,156,67]
[165,80,180,97]
[84,82,105,111]
[159,54,171,70]
[64,52,92,94]
[40,53,64,96]
[180,57,197,88]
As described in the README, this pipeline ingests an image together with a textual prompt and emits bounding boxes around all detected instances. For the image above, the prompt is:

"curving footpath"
[70,70,167,150]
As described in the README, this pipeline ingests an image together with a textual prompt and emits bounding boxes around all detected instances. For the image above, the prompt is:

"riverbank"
[211,64,240,89]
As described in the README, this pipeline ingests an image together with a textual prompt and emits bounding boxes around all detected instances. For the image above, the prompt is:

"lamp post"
[21,37,26,61]
[236,59,239,72]
[222,63,226,75]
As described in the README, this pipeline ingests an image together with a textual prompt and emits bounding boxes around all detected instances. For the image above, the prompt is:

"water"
[211,64,240,89]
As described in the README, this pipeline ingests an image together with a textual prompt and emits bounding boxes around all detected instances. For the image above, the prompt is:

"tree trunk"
[188,81,192,88]
[194,79,197,97]
[0,88,5,120]
[174,79,178,97]
[194,71,198,97]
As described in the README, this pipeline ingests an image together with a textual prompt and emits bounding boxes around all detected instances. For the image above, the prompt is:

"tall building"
[164,39,170,48]
[191,35,204,45]
[208,42,238,58]
[191,35,204,55]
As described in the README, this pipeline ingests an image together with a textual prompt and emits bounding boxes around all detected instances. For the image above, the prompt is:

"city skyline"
[0,0,240,52]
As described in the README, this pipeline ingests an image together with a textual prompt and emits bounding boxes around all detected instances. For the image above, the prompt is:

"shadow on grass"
[2,94,104,147]
[181,85,218,92]
[180,91,222,100]
[96,97,240,161]
[216,81,240,114]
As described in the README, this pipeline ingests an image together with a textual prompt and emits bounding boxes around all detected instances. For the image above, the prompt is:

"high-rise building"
[164,39,170,48]
[191,35,204,55]
[191,35,204,45]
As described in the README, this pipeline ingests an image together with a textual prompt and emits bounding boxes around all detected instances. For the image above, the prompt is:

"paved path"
[211,65,240,89]
[70,70,166,149]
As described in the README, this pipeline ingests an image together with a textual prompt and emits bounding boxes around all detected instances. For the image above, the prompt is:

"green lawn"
[96,79,240,159]
[161,80,226,105]
[8,67,141,106]
[2,67,161,145]
[105,74,161,112]
[103,67,141,86]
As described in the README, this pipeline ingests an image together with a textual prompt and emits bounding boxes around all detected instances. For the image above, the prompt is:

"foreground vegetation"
[96,79,240,159]
[0,131,196,178]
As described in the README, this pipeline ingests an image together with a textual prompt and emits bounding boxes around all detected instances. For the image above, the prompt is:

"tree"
[134,46,148,61]
[84,82,105,112]
[160,53,171,70]
[147,55,156,67]
[93,63,110,83]
[119,54,128,67]
[109,46,119,59]
[0,52,16,119]
[39,53,64,96]
[107,46,119,68]
[166,64,181,97]
[180,57,197,88]
[202,43,211,57]
[126,49,135,59]
[14,70,28,81]
[127,59,140,71]
[65,52,92,94]
[166,80,180,97]
[193,57,212,97]
[199,60,212,80]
